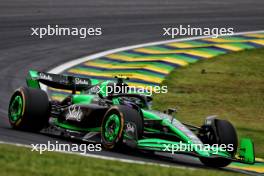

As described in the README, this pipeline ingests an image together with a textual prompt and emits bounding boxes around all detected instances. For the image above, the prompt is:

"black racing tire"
[8,87,50,131]
[101,105,143,149]
[199,119,238,167]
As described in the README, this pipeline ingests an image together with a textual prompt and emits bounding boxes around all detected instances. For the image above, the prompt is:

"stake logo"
[39,73,53,81]
[74,78,89,85]
[66,105,83,122]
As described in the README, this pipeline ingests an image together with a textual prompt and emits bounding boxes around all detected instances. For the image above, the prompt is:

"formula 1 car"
[8,70,255,167]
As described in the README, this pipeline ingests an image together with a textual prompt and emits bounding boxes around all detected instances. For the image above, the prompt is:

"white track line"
[37,30,264,166]
[0,141,192,170]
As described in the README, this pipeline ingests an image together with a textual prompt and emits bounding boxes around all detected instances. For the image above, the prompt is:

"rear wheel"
[199,118,238,167]
[8,87,50,131]
[101,105,143,149]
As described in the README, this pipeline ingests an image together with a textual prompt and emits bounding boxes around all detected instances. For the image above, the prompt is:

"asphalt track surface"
[0,0,264,174]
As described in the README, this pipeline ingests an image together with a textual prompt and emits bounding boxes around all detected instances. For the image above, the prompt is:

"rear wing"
[26,70,92,93]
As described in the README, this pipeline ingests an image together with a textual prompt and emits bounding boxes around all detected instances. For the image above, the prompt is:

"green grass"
[153,48,264,158]
[0,144,242,176]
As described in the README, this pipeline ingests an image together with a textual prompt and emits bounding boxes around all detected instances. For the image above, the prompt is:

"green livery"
[8,70,255,167]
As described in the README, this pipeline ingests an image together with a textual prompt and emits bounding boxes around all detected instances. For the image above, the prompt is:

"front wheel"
[101,105,143,149]
[199,118,238,167]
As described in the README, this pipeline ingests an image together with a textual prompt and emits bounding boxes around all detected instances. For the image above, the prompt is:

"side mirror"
[168,108,177,115]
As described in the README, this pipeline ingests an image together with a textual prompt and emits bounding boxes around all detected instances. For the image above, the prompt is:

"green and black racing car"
[8,70,255,167]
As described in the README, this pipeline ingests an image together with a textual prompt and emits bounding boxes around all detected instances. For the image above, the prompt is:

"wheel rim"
[104,114,121,142]
[9,95,23,122]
